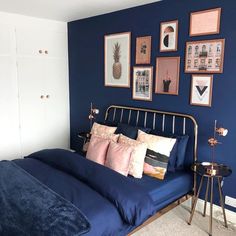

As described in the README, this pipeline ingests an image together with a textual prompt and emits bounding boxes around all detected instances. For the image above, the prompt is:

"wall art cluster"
[104,7,224,107]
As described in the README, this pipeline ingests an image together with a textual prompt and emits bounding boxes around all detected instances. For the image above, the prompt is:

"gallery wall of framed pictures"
[104,7,224,107]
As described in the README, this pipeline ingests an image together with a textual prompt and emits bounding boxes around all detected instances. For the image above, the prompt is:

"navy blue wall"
[68,0,236,211]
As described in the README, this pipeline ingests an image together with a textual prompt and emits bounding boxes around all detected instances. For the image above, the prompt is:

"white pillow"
[118,134,147,178]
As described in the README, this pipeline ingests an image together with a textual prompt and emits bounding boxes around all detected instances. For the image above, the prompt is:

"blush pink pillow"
[86,135,110,165]
[105,142,133,176]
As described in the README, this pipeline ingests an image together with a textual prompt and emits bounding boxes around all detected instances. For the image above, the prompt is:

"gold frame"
[155,57,180,95]
[160,20,178,52]
[190,74,213,107]
[185,38,225,74]
[189,8,221,37]
[132,66,153,101]
[104,32,131,88]
[135,36,152,64]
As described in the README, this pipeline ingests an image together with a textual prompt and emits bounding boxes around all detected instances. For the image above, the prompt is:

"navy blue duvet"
[14,149,156,236]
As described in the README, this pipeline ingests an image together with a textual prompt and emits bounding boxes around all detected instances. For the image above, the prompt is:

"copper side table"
[188,163,232,236]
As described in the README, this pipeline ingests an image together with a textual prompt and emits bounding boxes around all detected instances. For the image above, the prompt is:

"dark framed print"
[104,32,131,87]
[136,36,151,64]
[190,75,213,107]
[190,8,221,36]
[185,39,225,73]
[132,66,153,101]
[160,20,178,52]
[155,57,180,95]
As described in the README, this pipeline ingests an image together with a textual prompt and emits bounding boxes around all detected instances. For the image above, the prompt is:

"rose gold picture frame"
[155,57,180,95]
[132,66,153,101]
[190,8,221,36]
[160,20,178,52]
[104,32,131,88]
[190,74,213,107]
[136,36,151,64]
[185,39,225,73]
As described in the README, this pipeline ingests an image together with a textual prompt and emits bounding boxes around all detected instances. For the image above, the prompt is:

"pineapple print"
[113,42,122,79]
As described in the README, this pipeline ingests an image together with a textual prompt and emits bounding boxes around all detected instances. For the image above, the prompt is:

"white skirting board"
[182,198,236,226]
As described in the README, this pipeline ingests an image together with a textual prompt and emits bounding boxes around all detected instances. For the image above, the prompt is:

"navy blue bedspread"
[0,161,90,236]
[2,149,156,236]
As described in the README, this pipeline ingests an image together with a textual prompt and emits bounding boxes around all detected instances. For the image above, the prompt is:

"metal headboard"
[105,105,198,164]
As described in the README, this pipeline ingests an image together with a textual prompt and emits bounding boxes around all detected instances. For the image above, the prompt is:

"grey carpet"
[133,205,236,236]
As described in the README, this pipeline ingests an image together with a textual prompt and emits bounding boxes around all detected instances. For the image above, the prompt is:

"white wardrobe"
[0,12,70,160]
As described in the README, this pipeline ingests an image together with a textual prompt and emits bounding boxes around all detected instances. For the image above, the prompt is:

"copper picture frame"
[135,36,151,64]
[160,20,178,52]
[190,74,213,107]
[132,66,153,101]
[185,39,225,73]
[189,8,221,37]
[155,57,180,95]
[104,32,131,88]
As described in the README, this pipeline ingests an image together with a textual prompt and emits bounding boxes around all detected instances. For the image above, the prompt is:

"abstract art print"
[136,36,151,64]
[155,57,180,95]
[190,75,213,107]
[104,32,131,87]
[132,67,153,101]
[185,39,225,73]
[190,8,221,36]
[160,20,178,52]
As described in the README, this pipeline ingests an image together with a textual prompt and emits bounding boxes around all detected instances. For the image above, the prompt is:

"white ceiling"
[0,0,161,22]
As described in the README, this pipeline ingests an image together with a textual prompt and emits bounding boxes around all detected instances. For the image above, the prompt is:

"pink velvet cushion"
[86,135,110,165]
[105,142,133,176]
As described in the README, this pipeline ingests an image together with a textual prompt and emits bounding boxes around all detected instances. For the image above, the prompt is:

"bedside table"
[77,132,91,155]
[188,162,232,236]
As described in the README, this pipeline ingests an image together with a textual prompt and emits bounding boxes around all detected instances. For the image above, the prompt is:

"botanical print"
[190,75,213,107]
[155,57,180,95]
[136,36,151,64]
[185,39,225,73]
[133,67,153,101]
[190,8,221,36]
[104,32,131,87]
[160,20,178,52]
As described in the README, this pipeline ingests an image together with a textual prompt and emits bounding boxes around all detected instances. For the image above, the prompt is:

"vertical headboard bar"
[113,108,116,122]
[144,112,147,128]
[153,113,156,130]
[128,110,132,124]
[172,116,175,134]
[120,108,124,123]
[183,117,186,135]
[162,114,165,132]
[136,111,140,126]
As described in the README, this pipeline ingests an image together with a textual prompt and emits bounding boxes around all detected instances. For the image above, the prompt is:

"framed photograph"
[190,8,221,36]
[136,36,151,64]
[185,39,225,73]
[160,20,178,52]
[132,66,153,101]
[155,57,180,95]
[190,75,213,107]
[104,32,131,87]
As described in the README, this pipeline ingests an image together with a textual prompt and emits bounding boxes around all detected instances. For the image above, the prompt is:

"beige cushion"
[91,122,116,136]
[118,134,147,178]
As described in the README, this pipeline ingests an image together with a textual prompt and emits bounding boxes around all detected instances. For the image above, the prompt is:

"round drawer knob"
[39,50,43,54]
[45,50,48,54]
[40,95,44,99]
[46,95,50,99]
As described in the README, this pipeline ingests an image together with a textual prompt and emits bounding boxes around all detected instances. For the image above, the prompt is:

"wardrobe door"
[43,58,70,149]
[0,57,21,159]
[17,57,47,156]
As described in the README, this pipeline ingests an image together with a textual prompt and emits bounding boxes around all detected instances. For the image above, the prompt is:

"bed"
[0,105,198,236]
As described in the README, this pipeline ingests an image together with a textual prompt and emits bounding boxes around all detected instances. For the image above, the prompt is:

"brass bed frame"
[104,105,198,234]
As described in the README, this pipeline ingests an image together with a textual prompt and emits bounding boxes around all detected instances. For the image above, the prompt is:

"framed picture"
[190,8,221,36]
[104,32,131,87]
[185,39,225,73]
[190,75,213,107]
[160,20,178,52]
[136,36,151,64]
[132,66,153,101]
[155,57,180,95]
